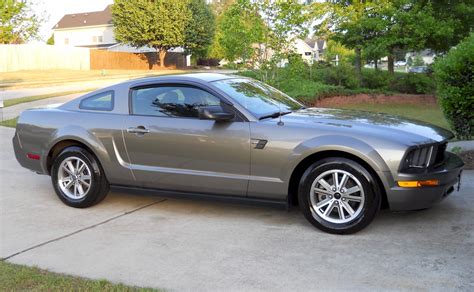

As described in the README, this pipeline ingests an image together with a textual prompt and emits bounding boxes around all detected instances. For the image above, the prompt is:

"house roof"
[304,38,316,49]
[316,39,326,51]
[304,38,326,51]
[53,5,112,30]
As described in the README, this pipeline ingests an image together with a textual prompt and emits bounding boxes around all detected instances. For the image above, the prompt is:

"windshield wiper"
[258,111,292,120]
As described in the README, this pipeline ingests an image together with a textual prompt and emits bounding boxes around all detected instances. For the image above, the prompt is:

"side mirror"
[198,105,235,122]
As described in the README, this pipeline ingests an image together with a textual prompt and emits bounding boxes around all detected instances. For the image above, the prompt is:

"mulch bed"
[312,94,437,107]
[459,151,474,170]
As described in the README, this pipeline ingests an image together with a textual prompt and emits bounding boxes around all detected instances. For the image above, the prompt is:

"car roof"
[125,72,240,87]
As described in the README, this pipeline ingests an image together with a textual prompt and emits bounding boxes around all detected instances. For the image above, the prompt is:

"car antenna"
[277,98,284,126]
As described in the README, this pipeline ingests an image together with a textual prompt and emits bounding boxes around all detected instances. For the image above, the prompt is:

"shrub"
[361,69,391,89]
[434,33,474,139]
[389,73,436,94]
[317,63,359,89]
[197,58,221,66]
[269,79,345,101]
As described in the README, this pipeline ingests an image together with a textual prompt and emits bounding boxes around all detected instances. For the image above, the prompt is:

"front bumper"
[386,152,464,211]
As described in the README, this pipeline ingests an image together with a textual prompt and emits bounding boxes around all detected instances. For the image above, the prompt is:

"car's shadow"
[104,189,471,236]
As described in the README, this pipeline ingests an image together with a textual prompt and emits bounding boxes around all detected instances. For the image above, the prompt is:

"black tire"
[298,157,381,234]
[51,146,109,208]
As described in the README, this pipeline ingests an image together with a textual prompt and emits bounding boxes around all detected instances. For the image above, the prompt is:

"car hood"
[281,108,453,144]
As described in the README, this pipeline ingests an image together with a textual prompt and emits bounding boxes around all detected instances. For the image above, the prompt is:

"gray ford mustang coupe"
[13,73,464,234]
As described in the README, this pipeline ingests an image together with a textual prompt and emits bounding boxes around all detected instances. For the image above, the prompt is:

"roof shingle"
[53,5,112,30]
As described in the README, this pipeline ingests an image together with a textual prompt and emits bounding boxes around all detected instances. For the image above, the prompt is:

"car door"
[123,83,251,196]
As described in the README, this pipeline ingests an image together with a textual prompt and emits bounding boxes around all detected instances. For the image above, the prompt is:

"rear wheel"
[298,157,381,234]
[51,146,109,208]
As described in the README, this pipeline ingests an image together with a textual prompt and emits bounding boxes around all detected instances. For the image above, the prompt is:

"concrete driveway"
[1,126,473,291]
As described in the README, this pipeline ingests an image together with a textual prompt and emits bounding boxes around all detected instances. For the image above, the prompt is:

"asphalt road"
[1,126,473,291]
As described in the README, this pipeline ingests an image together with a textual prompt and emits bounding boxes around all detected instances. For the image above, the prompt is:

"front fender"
[283,135,392,185]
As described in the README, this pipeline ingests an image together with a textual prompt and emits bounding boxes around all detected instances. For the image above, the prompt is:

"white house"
[52,5,182,54]
[292,38,327,64]
[53,6,118,49]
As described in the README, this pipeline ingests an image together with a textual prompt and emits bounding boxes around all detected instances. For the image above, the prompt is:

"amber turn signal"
[397,180,439,188]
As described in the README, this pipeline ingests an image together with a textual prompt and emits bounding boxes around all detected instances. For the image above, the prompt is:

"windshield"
[212,78,304,118]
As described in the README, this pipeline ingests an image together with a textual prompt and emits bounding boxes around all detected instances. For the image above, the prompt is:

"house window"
[92,36,103,43]
[305,52,312,56]
[64,38,69,45]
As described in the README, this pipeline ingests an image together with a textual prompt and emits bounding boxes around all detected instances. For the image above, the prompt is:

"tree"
[253,0,309,78]
[316,1,449,75]
[421,0,474,52]
[0,0,44,44]
[112,0,190,68]
[184,0,216,59]
[362,1,445,74]
[217,0,264,64]
[46,34,54,45]
[314,1,382,81]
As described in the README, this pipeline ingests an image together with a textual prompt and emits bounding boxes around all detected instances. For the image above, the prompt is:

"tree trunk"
[159,49,167,69]
[355,47,362,85]
[387,52,395,74]
[374,59,378,70]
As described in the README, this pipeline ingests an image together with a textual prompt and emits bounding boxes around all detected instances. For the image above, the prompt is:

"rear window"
[79,91,114,111]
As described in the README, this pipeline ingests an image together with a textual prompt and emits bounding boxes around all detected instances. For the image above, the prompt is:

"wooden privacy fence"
[90,50,186,70]
[1,44,187,72]
[0,44,90,72]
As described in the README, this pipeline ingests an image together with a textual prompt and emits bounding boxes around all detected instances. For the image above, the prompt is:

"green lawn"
[0,261,159,291]
[331,103,451,130]
[4,89,97,107]
[0,117,18,128]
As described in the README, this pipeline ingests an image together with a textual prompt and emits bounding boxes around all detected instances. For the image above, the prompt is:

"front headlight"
[401,145,434,170]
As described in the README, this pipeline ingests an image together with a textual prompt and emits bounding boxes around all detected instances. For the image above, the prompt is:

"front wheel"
[298,157,381,234]
[51,146,109,208]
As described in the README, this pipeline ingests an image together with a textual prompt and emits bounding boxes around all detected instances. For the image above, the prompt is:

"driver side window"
[131,85,221,118]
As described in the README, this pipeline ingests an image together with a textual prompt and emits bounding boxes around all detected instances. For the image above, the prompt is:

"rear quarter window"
[79,91,114,111]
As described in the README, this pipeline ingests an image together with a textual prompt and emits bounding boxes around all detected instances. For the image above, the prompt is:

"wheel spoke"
[333,172,339,190]
[79,179,90,188]
[345,186,360,195]
[64,180,74,189]
[314,187,332,196]
[66,161,76,173]
[78,163,86,173]
[339,174,348,190]
[76,183,84,195]
[318,179,333,193]
[338,204,344,219]
[344,195,362,202]
[323,201,336,216]
[81,175,91,181]
[341,201,355,216]
[62,165,74,176]
[316,197,332,208]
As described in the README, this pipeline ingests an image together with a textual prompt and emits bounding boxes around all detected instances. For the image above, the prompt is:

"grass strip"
[0,261,159,291]
[0,117,18,128]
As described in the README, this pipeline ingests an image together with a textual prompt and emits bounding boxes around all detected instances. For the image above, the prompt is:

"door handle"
[127,126,150,135]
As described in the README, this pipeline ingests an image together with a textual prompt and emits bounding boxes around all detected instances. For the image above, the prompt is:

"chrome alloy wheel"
[310,169,365,224]
[57,157,92,199]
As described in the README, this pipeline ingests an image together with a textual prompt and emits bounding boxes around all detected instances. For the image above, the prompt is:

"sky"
[31,0,114,42]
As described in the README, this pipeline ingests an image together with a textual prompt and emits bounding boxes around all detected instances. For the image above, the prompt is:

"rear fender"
[45,125,110,174]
